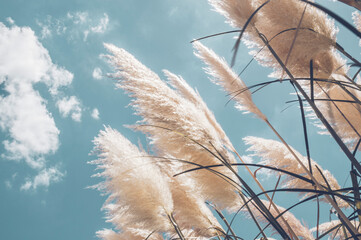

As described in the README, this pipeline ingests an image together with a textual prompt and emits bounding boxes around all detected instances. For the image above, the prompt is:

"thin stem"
[208,203,238,239]
[233,151,300,240]
[168,213,185,240]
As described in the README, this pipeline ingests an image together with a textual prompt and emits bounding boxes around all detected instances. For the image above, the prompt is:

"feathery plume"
[170,171,224,237]
[254,0,343,79]
[208,0,258,30]
[239,199,314,239]
[96,228,163,240]
[305,73,361,148]
[91,126,173,231]
[104,43,240,209]
[316,74,361,145]
[180,229,217,240]
[243,136,348,208]
[163,69,234,150]
[154,158,224,237]
[96,229,121,240]
[193,41,267,121]
[120,228,163,240]
[210,0,346,79]
[310,220,359,239]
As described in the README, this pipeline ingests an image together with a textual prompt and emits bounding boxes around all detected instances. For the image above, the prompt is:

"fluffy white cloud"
[91,108,100,120]
[56,96,82,122]
[20,167,64,191]
[92,67,103,80]
[0,22,72,189]
[0,87,59,168]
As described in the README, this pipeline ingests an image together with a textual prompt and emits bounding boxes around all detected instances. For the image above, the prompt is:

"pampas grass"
[311,220,360,239]
[238,199,314,240]
[244,136,349,208]
[90,0,361,239]
[91,127,174,231]
[103,44,240,209]
[193,41,267,121]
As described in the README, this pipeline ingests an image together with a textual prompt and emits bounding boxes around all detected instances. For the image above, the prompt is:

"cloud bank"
[0,22,73,190]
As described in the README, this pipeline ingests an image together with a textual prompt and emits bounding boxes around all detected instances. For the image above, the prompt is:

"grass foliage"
[91,0,361,239]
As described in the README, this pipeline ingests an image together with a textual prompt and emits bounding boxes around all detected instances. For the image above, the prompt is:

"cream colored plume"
[208,0,257,30]
[244,136,348,208]
[180,229,218,240]
[119,228,164,240]
[169,172,224,237]
[91,126,173,231]
[310,220,359,239]
[240,199,314,239]
[96,228,163,240]
[210,0,346,79]
[163,69,234,150]
[104,43,240,209]
[313,74,361,146]
[193,41,267,121]
[253,0,338,75]
[96,229,121,240]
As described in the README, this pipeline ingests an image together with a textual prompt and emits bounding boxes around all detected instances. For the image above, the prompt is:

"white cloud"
[90,13,109,33]
[83,30,90,42]
[0,87,59,169]
[20,167,64,191]
[67,11,89,25]
[91,108,100,120]
[46,66,74,96]
[37,12,110,42]
[92,67,103,80]
[0,23,72,166]
[6,17,14,25]
[0,22,73,189]
[56,96,82,122]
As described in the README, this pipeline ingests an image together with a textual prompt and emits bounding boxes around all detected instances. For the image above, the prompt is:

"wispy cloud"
[6,17,14,25]
[90,13,109,33]
[0,22,72,189]
[37,11,110,41]
[56,96,82,122]
[20,167,65,191]
[91,108,100,120]
[4,173,17,189]
[92,67,103,80]
[67,11,88,25]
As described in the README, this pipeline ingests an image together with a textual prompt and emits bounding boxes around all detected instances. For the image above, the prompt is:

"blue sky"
[0,0,359,239]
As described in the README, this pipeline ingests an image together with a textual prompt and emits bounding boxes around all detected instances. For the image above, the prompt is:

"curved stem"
[168,213,185,240]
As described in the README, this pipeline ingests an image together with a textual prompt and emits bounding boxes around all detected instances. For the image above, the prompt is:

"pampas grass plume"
[92,126,173,231]
[311,220,359,239]
[193,41,267,121]
[244,136,348,208]
[104,43,240,209]
[239,199,314,239]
